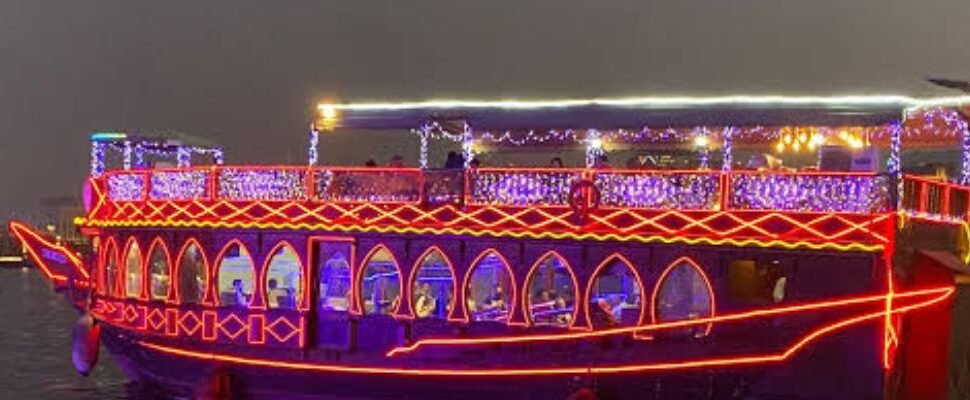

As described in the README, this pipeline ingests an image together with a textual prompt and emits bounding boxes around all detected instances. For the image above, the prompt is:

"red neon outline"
[356,244,404,316]
[522,250,581,328]
[387,286,952,357]
[260,240,305,312]
[212,240,257,308]
[173,238,210,305]
[146,236,174,302]
[135,286,952,377]
[583,253,646,330]
[650,256,716,336]
[7,220,87,285]
[406,246,460,321]
[122,237,146,300]
[462,249,518,324]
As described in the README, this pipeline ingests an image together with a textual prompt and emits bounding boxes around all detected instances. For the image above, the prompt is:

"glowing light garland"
[315,169,422,203]
[176,147,191,168]
[107,173,146,201]
[469,170,581,206]
[91,141,106,177]
[150,170,210,200]
[218,169,308,201]
[729,174,890,213]
[122,141,133,170]
[595,172,720,210]
[308,125,319,166]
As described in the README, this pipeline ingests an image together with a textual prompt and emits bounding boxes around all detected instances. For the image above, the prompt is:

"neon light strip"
[78,216,887,253]
[8,220,88,283]
[386,286,951,357]
[135,286,951,377]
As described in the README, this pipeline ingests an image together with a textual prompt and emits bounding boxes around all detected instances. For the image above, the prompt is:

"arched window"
[124,240,143,299]
[653,257,715,337]
[525,252,577,327]
[215,242,256,307]
[465,251,514,323]
[147,239,171,301]
[265,242,302,310]
[359,246,401,316]
[319,252,352,312]
[102,239,119,296]
[587,255,644,329]
[177,240,208,305]
[410,248,455,319]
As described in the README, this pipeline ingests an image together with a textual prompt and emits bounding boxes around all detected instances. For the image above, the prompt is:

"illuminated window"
[411,248,454,319]
[526,253,576,327]
[265,243,302,310]
[359,247,401,315]
[319,252,351,312]
[102,239,119,296]
[177,241,207,305]
[728,259,787,305]
[465,251,514,323]
[215,243,255,307]
[148,240,170,301]
[588,256,643,329]
[124,240,143,299]
[654,258,714,337]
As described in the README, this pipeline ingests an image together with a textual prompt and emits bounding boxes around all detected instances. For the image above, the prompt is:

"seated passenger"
[267,278,292,309]
[231,279,250,307]
[590,298,619,328]
[414,283,437,318]
[554,295,571,325]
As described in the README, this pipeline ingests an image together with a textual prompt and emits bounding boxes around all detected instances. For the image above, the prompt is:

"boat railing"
[100,166,906,215]
[902,174,970,221]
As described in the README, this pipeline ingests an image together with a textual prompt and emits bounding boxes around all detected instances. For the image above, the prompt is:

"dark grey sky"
[2,0,969,216]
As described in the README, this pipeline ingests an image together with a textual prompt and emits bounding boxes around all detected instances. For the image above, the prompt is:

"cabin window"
[359,247,401,315]
[526,253,576,327]
[124,240,143,299]
[466,251,514,322]
[177,241,207,304]
[148,240,170,301]
[728,259,786,304]
[265,243,302,310]
[216,243,255,307]
[411,248,455,319]
[589,256,643,329]
[319,252,351,311]
[102,240,119,296]
[654,258,714,337]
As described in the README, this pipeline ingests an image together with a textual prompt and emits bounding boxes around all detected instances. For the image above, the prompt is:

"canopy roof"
[321,95,970,130]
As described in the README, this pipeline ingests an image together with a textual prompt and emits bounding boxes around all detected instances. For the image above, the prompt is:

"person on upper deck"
[365,159,377,167]
[389,155,404,168]
[444,152,463,169]
[549,157,564,168]
[594,154,612,169]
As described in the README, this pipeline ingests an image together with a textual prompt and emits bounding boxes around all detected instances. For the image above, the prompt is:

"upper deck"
[77,95,970,253]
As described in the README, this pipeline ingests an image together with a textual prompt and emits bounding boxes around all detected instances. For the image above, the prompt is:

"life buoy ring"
[568,180,601,223]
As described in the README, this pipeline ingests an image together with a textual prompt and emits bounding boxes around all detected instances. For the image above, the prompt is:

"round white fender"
[71,313,100,376]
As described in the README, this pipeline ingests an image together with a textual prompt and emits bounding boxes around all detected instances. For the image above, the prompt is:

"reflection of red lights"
[135,285,952,376]
[8,220,87,284]
[650,257,716,336]
[387,286,951,357]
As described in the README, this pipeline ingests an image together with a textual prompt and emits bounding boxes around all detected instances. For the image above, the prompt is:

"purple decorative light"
[107,173,146,201]
[218,169,307,201]
[470,170,581,206]
[595,172,720,210]
[729,174,890,213]
[315,169,421,203]
[150,170,210,200]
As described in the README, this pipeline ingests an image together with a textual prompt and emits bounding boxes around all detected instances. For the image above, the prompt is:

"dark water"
[0,266,131,399]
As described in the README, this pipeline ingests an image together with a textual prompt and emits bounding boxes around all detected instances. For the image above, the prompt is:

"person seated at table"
[231,279,250,307]
[554,295,571,325]
[267,278,293,309]
[590,298,619,328]
[414,282,437,318]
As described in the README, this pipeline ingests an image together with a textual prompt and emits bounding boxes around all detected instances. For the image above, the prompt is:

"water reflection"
[0,266,132,399]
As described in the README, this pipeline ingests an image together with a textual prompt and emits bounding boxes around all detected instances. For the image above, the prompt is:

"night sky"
[2,1,970,218]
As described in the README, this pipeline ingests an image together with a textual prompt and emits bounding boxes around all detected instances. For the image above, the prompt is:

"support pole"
[462,122,474,169]
[308,123,319,166]
[90,141,105,177]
